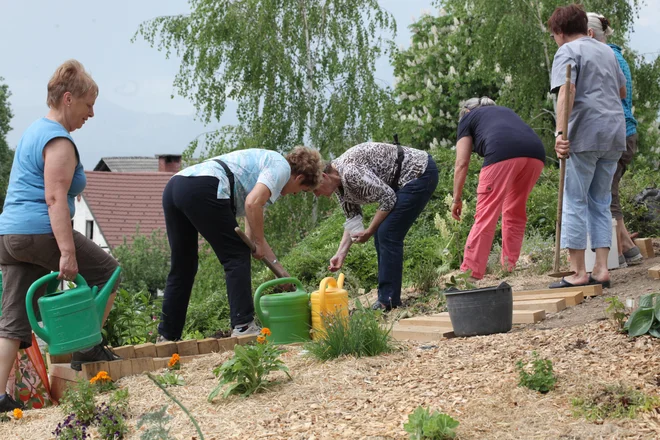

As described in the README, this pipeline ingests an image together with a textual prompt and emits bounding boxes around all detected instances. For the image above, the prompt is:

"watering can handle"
[25,272,87,343]
[318,276,338,315]
[253,277,304,327]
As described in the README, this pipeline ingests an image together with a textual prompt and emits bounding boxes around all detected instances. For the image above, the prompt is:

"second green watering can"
[25,267,122,355]
[254,277,311,345]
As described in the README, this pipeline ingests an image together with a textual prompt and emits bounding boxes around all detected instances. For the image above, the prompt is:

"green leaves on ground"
[404,406,459,440]
[516,351,556,393]
[624,293,660,337]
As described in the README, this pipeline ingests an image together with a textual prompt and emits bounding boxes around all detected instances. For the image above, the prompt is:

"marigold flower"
[256,335,266,344]
[13,408,23,419]
[260,328,271,336]
[168,353,181,368]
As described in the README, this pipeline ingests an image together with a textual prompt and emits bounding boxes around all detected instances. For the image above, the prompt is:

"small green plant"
[624,293,660,337]
[305,299,395,361]
[404,406,459,440]
[434,195,474,274]
[604,296,627,330]
[444,270,476,291]
[104,288,161,347]
[572,384,660,421]
[516,351,556,393]
[137,405,175,440]
[146,372,204,440]
[208,328,290,400]
[154,371,185,387]
[61,378,97,424]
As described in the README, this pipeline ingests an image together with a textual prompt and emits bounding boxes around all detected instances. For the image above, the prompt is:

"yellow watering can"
[310,273,349,338]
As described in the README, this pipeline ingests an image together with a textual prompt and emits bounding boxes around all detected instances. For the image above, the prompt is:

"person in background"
[587,12,642,268]
[313,142,438,311]
[0,60,121,412]
[548,4,626,289]
[157,147,323,341]
[452,98,546,280]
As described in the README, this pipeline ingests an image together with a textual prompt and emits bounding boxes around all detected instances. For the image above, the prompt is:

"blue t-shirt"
[0,118,87,235]
[457,106,546,167]
[176,149,291,217]
[608,44,638,137]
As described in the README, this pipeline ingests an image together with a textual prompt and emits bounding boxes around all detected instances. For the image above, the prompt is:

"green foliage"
[434,194,474,274]
[444,271,476,291]
[208,336,291,400]
[137,405,175,440]
[404,406,459,440]
[95,391,130,440]
[305,300,395,361]
[146,372,205,440]
[604,296,627,331]
[572,384,660,421]
[61,378,97,424]
[104,288,161,347]
[623,293,660,338]
[516,351,556,393]
[627,53,660,160]
[154,371,185,388]
[112,228,170,296]
[0,77,13,213]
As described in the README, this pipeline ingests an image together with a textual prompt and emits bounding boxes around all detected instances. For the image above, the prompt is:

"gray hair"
[587,13,614,43]
[459,97,496,121]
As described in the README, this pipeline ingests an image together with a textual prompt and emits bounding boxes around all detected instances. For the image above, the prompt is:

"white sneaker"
[231,320,261,337]
[156,334,173,343]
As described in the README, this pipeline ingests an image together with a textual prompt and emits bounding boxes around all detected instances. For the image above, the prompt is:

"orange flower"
[168,353,181,368]
[13,408,23,420]
[256,335,266,344]
[260,328,271,336]
[90,371,111,384]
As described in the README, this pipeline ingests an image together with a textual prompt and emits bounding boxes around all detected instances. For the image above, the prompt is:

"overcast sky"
[1,0,658,166]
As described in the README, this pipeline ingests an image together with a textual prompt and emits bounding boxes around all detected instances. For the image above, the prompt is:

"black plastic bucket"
[445,281,513,337]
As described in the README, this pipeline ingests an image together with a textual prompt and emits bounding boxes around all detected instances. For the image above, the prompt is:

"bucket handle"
[254,277,304,327]
[25,272,87,343]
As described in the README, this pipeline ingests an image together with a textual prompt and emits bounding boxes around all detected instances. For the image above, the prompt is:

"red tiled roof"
[82,171,173,249]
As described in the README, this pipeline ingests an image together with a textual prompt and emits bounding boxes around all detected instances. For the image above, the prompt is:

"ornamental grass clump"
[208,327,290,400]
[305,299,395,361]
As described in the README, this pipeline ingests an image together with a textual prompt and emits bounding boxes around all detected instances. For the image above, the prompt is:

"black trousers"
[158,175,252,340]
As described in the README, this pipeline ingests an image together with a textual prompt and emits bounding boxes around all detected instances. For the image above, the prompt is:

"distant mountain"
[6,98,232,169]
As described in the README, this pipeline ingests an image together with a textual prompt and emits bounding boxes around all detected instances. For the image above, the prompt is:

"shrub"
[104,288,161,347]
[516,351,556,393]
[572,384,660,421]
[208,328,290,400]
[404,406,459,440]
[305,300,395,361]
[112,227,170,296]
[60,378,97,424]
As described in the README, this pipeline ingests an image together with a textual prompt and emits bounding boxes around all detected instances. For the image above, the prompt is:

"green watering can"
[25,267,121,355]
[254,277,311,345]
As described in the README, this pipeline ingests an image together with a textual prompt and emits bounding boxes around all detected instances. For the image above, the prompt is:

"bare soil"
[2,248,660,439]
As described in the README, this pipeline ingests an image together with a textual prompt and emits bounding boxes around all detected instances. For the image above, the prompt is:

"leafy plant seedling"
[516,351,556,393]
[404,406,459,440]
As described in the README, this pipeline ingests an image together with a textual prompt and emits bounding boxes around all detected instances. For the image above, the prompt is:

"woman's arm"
[452,136,473,221]
[44,138,78,280]
[245,183,274,260]
[352,210,390,244]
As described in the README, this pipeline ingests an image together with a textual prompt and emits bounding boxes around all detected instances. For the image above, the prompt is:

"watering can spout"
[95,267,122,325]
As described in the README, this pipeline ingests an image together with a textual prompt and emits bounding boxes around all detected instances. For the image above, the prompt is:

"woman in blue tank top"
[0,61,121,412]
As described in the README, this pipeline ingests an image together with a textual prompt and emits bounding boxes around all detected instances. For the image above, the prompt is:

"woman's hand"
[58,252,79,281]
[351,229,373,244]
[328,253,346,272]
[253,241,268,260]
[555,137,570,159]
[452,200,463,221]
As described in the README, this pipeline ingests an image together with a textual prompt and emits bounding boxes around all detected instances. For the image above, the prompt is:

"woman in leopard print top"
[314,142,438,310]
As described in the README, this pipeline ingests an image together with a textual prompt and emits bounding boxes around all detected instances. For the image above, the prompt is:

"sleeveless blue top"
[0,118,87,234]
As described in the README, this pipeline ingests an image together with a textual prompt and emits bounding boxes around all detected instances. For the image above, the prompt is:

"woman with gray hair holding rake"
[452,98,546,280]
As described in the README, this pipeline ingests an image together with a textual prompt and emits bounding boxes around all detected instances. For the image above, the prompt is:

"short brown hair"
[286,146,323,189]
[47,60,98,108]
[547,4,588,36]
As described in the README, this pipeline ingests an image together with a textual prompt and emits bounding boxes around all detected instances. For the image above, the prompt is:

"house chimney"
[157,154,182,173]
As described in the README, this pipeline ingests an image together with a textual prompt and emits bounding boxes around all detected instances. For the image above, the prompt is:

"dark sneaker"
[0,394,24,412]
[371,301,392,312]
[71,343,122,371]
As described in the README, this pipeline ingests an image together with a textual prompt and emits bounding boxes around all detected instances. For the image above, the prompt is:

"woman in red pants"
[452,97,546,279]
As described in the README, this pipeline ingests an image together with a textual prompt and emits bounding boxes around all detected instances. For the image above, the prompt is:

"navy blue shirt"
[457,106,546,167]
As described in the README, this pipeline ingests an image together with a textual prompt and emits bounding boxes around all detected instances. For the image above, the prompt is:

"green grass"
[572,384,660,421]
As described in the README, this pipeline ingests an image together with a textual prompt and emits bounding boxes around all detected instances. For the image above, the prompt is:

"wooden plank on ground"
[236,334,258,345]
[155,341,178,358]
[217,337,238,352]
[133,343,157,359]
[515,284,601,297]
[513,291,583,306]
[82,361,110,380]
[131,358,155,375]
[107,360,123,382]
[648,265,660,280]
[513,298,567,313]
[153,357,170,370]
[47,353,72,368]
[398,316,456,328]
[49,363,83,382]
[50,376,75,402]
[197,338,219,354]
[430,310,546,325]
[392,325,455,342]
[635,238,654,258]
[112,345,135,359]
[119,359,134,378]
[177,340,199,356]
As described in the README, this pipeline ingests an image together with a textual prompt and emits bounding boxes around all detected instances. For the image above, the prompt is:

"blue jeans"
[374,155,438,307]
[561,150,622,250]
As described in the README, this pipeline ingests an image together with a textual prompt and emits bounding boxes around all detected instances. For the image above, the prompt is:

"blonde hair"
[47,60,98,108]
[459,97,496,121]
[286,146,323,189]
[587,13,614,42]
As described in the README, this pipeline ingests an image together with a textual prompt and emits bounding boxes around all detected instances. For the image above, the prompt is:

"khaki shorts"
[0,231,119,348]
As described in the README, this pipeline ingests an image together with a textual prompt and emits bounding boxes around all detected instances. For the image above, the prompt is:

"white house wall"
[73,196,110,252]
